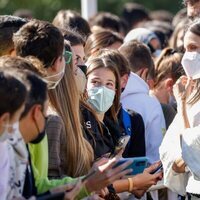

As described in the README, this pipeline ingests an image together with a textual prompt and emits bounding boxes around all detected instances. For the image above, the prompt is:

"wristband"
[128,177,133,192]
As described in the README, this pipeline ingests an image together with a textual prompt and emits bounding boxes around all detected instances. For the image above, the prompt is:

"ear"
[165,78,174,93]
[147,79,155,90]
[0,112,10,124]
[120,74,129,89]
[47,56,61,74]
[9,49,16,56]
[31,105,42,121]
[136,68,149,81]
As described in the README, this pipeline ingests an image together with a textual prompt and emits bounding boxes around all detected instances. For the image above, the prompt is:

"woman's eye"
[107,82,113,87]
[91,80,99,85]
[187,45,197,51]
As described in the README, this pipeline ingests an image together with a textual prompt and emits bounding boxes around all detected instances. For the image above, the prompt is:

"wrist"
[128,177,133,192]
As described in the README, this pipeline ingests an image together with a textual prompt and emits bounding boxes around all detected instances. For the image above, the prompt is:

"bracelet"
[128,177,133,192]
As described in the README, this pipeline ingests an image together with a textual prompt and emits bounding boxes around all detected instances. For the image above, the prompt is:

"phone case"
[114,157,149,175]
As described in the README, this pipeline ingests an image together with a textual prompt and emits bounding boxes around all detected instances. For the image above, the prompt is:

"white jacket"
[7,122,28,199]
[121,72,165,163]
[0,142,9,200]
[160,101,200,195]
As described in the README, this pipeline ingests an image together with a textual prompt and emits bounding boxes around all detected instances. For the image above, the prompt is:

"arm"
[46,115,67,178]
[29,135,90,199]
[145,104,165,163]
[159,115,188,196]
[113,162,163,193]
[0,142,9,200]
[182,126,200,179]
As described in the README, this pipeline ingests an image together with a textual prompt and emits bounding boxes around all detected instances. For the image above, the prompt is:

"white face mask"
[0,121,19,142]
[87,86,115,113]
[45,65,65,89]
[181,51,200,79]
[74,67,87,94]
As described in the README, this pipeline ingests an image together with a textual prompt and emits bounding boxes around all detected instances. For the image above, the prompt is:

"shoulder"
[47,114,64,128]
[46,115,65,141]
[126,109,143,121]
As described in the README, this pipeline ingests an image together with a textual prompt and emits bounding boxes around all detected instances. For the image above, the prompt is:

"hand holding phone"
[150,163,163,174]
[110,135,130,158]
[114,157,149,175]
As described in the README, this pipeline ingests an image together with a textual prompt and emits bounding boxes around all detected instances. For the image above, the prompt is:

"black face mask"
[30,117,47,144]
[121,88,125,93]
[77,64,87,75]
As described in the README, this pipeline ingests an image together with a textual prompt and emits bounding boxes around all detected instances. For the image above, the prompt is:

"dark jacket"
[81,107,117,159]
[82,106,146,159]
[118,107,146,158]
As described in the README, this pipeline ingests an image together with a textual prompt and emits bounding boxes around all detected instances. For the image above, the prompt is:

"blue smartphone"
[114,157,149,175]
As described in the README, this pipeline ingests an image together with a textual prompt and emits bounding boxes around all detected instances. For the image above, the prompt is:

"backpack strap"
[122,108,132,136]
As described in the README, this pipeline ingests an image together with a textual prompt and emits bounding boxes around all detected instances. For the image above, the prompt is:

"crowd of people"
[0,0,200,199]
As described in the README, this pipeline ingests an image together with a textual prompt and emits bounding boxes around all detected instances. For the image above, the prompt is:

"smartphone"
[114,157,149,175]
[110,135,130,158]
[150,163,163,174]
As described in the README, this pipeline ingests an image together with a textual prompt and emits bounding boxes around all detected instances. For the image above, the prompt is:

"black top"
[82,105,146,160]
[81,107,118,159]
[118,108,146,158]
[23,145,37,198]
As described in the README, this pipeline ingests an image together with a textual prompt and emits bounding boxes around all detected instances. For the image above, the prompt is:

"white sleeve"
[159,115,188,196]
[145,106,165,163]
[0,142,9,200]
[182,126,200,180]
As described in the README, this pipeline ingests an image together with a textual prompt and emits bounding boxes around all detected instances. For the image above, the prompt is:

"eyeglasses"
[63,51,72,64]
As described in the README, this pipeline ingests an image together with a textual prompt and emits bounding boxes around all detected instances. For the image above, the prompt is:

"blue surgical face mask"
[87,86,115,113]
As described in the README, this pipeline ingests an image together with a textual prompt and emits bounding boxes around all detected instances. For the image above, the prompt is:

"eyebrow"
[91,77,115,83]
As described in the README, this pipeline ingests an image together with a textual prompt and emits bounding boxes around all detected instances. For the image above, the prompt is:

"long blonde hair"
[48,42,94,177]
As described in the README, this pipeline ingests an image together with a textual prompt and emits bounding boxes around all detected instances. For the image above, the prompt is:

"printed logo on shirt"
[85,121,92,129]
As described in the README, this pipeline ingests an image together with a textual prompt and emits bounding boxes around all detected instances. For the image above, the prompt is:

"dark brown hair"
[119,40,155,77]
[53,10,91,38]
[85,30,123,58]
[0,68,27,117]
[154,48,184,88]
[86,57,121,122]
[0,15,27,56]
[184,18,200,105]
[97,48,131,76]
[13,19,64,68]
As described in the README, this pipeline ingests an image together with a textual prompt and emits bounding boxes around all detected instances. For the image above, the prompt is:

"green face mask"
[87,86,115,113]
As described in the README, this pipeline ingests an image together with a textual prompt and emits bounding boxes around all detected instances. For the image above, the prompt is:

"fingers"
[111,159,133,175]
[98,156,120,172]
[144,161,161,173]
[50,183,74,193]
[93,157,109,169]
[64,180,83,200]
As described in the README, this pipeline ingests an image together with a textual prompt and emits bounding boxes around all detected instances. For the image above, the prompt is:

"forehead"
[88,67,116,81]
[71,45,84,56]
[184,30,200,46]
